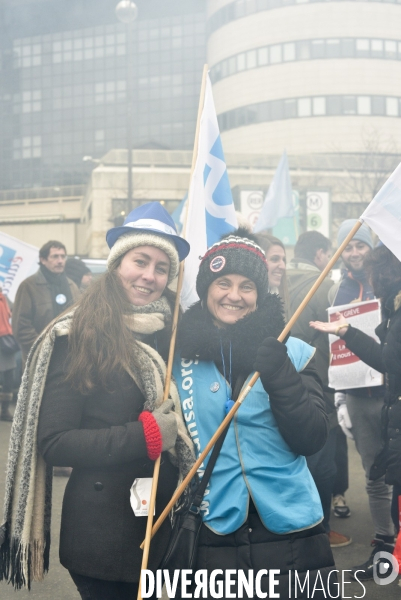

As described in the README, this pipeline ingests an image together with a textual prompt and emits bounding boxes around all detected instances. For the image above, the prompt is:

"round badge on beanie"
[106,202,190,283]
[196,234,269,302]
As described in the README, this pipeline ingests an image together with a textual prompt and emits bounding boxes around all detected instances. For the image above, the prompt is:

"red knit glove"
[138,412,162,460]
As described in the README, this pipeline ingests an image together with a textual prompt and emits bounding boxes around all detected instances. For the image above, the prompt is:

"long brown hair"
[66,264,175,394]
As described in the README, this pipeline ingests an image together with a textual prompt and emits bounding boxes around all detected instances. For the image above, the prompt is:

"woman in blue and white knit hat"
[0,202,195,599]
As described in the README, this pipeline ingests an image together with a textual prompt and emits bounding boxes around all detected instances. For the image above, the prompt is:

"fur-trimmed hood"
[177,293,286,378]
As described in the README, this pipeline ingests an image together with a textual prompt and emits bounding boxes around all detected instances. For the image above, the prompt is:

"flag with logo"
[181,74,237,310]
[0,232,38,302]
[361,161,401,261]
[253,150,294,233]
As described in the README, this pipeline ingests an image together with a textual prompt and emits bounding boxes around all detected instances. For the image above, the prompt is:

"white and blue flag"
[253,150,294,233]
[181,74,237,310]
[171,195,187,234]
[361,161,401,261]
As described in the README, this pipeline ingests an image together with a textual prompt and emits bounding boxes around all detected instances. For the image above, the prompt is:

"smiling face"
[117,245,170,306]
[265,244,286,289]
[206,274,258,328]
[341,240,371,273]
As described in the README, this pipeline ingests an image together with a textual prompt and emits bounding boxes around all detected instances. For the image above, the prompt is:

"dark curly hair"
[364,245,401,300]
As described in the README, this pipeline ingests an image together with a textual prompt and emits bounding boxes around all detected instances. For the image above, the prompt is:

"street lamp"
[115,1,138,211]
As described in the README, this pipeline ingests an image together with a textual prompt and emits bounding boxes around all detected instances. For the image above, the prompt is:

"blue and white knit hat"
[106,202,190,283]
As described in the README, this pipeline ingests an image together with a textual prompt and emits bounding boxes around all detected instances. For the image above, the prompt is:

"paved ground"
[0,418,400,599]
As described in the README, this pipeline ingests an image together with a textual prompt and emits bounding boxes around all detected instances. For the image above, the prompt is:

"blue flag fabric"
[171,195,187,234]
[181,74,238,310]
[253,150,294,233]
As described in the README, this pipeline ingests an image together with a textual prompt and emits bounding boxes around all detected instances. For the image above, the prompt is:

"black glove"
[253,337,297,393]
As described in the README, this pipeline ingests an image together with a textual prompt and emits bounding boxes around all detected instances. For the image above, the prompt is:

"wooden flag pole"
[141,219,363,546]
[136,64,209,600]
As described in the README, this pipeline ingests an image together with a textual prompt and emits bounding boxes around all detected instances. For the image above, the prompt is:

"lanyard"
[220,338,234,414]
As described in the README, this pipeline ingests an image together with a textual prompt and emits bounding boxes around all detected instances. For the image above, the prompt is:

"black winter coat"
[176,296,335,598]
[342,290,401,486]
[37,334,178,582]
[287,259,337,429]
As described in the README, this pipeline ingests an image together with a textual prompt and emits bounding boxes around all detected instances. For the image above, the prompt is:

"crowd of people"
[0,200,400,599]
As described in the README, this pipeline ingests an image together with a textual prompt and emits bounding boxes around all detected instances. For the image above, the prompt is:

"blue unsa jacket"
[173,336,323,535]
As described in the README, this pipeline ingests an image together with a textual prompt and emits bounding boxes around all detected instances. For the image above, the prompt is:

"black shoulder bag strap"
[160,373,247,576]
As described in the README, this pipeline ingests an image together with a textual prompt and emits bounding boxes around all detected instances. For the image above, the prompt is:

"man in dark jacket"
[287,231,351,548]
[329,220,394,579]
[12,240,80,363]
[65,257,93,292]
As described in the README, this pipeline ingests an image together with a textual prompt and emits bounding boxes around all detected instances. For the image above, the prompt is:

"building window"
[326,39,340,58]
[385,40,397,58]
[311,40,325,59]
[94,130,105,151]
[218,94,401,133]
[356,39,370,58]
[283,42,295,62]
[269,45,281,64]
[343,96,357,115]
[297,40,310,60]
[298,97,311,117]
[94,81,126,104]
[13,136,41,159]
[208,0,401,36]
[238,52,246,70]
[357,96,371,115]
[13,42,41,68]
[371,39,384,58]
[23,90,41,113]
[52,33,125,63]
[372,96,385,115]
[247,49,257,69]
[210,36,401,83]
[258,47,268,66]
[313,97,326,115]
[284,99,297,118]
[386,97,398,116]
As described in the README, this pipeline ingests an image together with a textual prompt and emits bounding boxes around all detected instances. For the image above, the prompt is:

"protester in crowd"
[316,221,394,579]
[287,231,351,547]
[12,241,80,363]
[0,287,17,422]
[174,229,336,598]
[65,257,93,291]
[256,231,290,319]
[328,221,374,523]
[0,202,195,599]
[311,243,401,575]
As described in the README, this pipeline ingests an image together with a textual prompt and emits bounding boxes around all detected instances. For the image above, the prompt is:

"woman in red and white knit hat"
[173,229,336,598]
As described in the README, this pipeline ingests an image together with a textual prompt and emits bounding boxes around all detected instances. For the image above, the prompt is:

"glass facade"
[0,0,206,190]
[219,94,401,132]
[211,37,401,83]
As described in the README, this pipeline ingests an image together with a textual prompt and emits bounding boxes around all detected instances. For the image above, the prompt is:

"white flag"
[253,150,294,233]
[0,232,38,302]
[181,74,237,311]
[361,161,401,261]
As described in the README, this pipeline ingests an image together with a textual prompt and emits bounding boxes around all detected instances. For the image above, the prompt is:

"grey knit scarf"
[0,299,195,589]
